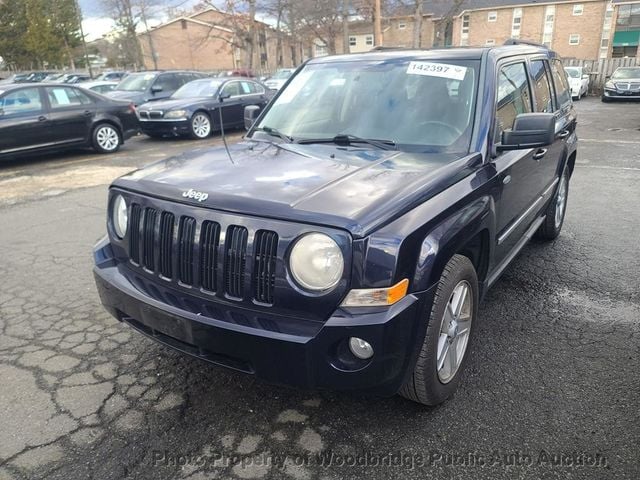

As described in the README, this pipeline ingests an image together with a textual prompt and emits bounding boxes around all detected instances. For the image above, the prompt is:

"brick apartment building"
[314,0,640,60]
[138,8,300,73]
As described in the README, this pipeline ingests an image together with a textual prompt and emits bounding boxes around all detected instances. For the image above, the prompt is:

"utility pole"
[75,0,93,77]
[373,0,382,47]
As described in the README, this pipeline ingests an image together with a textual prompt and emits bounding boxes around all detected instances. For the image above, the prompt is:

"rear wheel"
[189,112,211,139]
[92,123,121,153]
[399,254,478,406]
[535,169,569,240]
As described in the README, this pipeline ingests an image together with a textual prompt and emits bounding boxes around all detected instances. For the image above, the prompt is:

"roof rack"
[503,38,548,49]
[370,46,414,51]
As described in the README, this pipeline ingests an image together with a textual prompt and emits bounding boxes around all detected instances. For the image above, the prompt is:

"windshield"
[116,73,157,92]
[272,69,293,79]
[253,59,479,153]
[612,68,640,79]
[565,68,580,79]
[172,79,222,99]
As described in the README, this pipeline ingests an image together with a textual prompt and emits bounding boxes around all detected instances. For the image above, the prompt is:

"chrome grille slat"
[178,216,196,285]
[158,212,174,278]
[224,226,248,298]
[253,230,278,304]
[200,221,220,292]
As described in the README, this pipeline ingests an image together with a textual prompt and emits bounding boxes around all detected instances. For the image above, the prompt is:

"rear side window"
[496,62,532,138]
[530,60,555,113]
[0,88,43,116]
[154,74,180,92]
[550,59,571,108]
[46,87,93,109]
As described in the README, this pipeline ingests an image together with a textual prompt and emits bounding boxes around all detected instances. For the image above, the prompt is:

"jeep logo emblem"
[182,189,209,202]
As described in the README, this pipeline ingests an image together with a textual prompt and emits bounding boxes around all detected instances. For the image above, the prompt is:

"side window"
[496,62,532,139]
[0,88,43,116]
[252,82,265,95]
[177,73,195,87]
[529,60,555,113]
[46,87,93,109]
[240,81,253,94]
[154,74,180,92]
[221,82,241,97]
[550,59,571,108]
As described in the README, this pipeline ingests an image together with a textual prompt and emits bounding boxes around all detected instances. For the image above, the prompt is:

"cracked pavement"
[0,101,638,480]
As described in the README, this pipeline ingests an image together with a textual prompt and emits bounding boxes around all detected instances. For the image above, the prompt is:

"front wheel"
[399,254,478,406]
[92,123,121,153]
[189,112,211,139]
[535,169,569,240]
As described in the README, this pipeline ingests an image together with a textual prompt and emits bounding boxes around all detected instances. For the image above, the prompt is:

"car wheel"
[601,96,610,103]
[535,169,569,241]
[92,123,121,153]
[189,112,211,139]
[399,254,478,406]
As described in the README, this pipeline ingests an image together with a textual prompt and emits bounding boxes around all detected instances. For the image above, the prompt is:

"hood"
[138,97,208,111]
[112,141,479,237]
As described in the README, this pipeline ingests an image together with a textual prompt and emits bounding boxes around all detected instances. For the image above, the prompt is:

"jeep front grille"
[127,203,277,305]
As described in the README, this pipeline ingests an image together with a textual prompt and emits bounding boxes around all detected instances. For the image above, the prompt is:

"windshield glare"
[612,68,640,79]
[172,80,222,99]
[272,69,293,79]
[116,73,157,92]
[254,60,478,153]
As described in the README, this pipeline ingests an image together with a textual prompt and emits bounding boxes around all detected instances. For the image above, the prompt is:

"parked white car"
[264,68,295,91]
[564,66,590,100]
[79,81,119,95]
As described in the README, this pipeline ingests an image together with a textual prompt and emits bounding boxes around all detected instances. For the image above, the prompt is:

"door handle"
[557,130,570,139]
[38,115,47,122]
[532,148,547,160]
[83,110,92,116]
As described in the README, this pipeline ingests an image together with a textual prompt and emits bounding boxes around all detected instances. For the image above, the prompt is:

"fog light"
[348,337,374,360]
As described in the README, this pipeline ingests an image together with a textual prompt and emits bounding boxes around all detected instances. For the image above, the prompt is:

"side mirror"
[497,113,555,151]
[582,74,589,80]
[218,92,231,103]
[151,85,163,94]
[244,105,261,130]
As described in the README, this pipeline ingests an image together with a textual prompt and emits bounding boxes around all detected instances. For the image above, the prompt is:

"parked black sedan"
[0,83,140,159]
[137,77,271,139]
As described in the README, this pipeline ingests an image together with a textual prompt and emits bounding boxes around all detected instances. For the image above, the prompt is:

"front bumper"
[603,89,640,100]
[139,119,190,137]
[93,239,429,396]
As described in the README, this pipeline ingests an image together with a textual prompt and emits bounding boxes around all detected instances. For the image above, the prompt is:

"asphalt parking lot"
[0,99,638,480]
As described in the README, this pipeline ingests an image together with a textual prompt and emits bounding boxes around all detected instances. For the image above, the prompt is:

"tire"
[535,169,569,241]
[399,254,479,406]
[92,123,121,153]
[601,96,610,103]
[189,112,211,139]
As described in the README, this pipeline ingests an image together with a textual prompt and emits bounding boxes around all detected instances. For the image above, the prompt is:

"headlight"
[112,194,128,239]
[605,81,614,89]
[164,110,188,119]
[289,233,344,291]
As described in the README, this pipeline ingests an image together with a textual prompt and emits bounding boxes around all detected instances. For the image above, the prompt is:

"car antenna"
[217,93,235,164]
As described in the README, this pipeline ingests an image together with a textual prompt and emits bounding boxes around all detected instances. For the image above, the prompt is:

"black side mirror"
[497,113,555,151]
[244,105,261,130]
[218,92,231,103]
[151,85,163,94]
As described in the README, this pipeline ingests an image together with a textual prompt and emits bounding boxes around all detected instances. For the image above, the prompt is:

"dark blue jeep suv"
[93,42,577,405]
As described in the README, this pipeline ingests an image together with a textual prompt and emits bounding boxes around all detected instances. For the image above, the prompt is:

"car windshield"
[612,68,640,79]
[116,73,157,91]
[271,70,293,79]
[172,80,222,99]
[253,59,479,153]
[565,68,580,79]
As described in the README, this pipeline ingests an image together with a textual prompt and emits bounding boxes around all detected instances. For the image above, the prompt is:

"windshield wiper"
[253,126,294,143]
[297,134,396,150]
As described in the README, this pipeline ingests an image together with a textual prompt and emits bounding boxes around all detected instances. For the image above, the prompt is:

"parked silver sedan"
[602,67,640,102]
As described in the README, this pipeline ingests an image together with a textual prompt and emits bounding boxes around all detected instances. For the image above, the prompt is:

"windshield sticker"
[407,62,467,81]
[330,78,346,86]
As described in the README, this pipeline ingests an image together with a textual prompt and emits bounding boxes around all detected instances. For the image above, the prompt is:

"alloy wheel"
[555,176,568,229]
[96,126,119,151]
[437,280,473,384]
[192,114,211,138]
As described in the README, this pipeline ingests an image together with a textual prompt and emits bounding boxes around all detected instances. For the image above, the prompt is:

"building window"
[542,5,555,47]
[398,23,406,30]
[601,38,609,48]
[365,35,374,46]
[486,39,495,46]
[315,43,328,57]
[349,36,356,47]
[461,14,470,46]
[572,4,583,16]
[511,8,522,38]
[488,11,497,22]
[181,19,187,29]
[569,34,580,45]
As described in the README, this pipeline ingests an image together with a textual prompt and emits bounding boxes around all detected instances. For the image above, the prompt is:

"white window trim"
[365,35,374,46]
[349,36,357,46]
[573,4,584,16]
[569,34,580,45]
[488,11,498,22]
[398,23,406,30]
